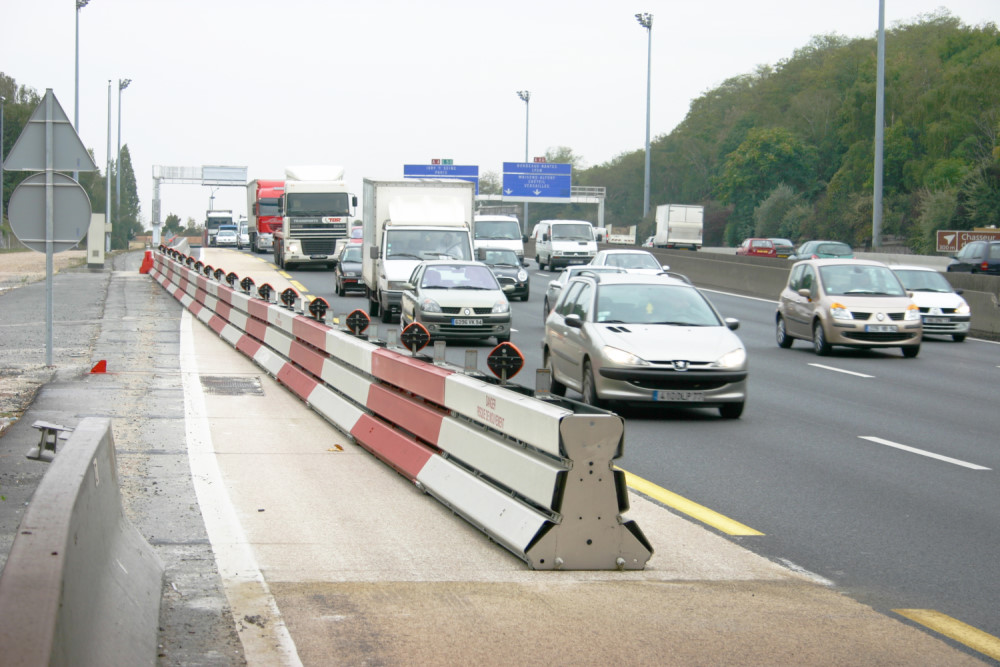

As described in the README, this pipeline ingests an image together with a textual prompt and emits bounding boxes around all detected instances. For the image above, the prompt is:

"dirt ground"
[0,249,88,295]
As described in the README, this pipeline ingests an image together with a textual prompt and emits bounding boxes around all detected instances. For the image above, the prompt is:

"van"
[473,215,527,261]
[534,219,597,271]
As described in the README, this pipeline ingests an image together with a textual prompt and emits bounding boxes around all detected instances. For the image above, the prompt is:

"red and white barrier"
[151,249,652,570]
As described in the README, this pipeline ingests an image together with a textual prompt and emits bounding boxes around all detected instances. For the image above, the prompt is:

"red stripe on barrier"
[276,362,319,402]
[216,285,234,306]
[350,414,434,480]
[366,384,446,445]
[235,335,263,358]
[245,318,268,343]
[371,349,451,405]
[207,314,227,335]
[247,300,271,321]
[216,301,232,322]
[293,316,328,350]
[288,340,326,378]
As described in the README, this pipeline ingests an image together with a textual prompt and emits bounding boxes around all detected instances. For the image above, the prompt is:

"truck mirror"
[352,195,358,208]
[542,233,549,242]
[476,248,486,260]
[369,245,380,259]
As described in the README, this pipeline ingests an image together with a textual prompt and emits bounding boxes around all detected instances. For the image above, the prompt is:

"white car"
[890,265,971,342]
[399,260,512,344]
[215,229,238,247]
[590,249,667,275]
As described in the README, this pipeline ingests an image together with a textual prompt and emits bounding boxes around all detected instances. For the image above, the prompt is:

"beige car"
[776,259,922,357]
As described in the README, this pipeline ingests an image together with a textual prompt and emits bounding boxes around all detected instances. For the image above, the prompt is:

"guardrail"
[0,418,163,666]
[150,248,653,570]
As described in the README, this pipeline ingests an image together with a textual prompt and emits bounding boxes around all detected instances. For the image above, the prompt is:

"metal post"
[517,90,531,235]
[636,12,653,220]
[116,78,130,240]
[872,0,885,250]
[74,0,89,180]
[106,80,112,253]
[45,93,54,365]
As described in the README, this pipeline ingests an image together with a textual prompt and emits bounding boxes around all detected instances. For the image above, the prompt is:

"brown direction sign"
[936,229,1000,253]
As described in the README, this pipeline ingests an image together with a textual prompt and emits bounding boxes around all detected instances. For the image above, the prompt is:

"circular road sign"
[8,172,92,253]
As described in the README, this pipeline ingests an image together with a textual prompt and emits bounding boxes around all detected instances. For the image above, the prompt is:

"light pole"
[872,0,885,249]
[116,78,131,233]
[517,90,530,235]
[75,0,89,133]
[636,12,653,220]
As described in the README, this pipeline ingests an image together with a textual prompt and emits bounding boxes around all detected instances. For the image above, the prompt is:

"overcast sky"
[2,1,997,227]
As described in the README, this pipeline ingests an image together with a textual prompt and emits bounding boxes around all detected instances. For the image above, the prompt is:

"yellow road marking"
[290,280,309,294]
[894,609,1000,660]
[621,469,764,536]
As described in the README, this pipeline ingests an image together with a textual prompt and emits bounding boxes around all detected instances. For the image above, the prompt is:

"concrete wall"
[0,418,163,666]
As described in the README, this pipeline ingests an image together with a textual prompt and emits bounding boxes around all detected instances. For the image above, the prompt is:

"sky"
[2,1,997,228]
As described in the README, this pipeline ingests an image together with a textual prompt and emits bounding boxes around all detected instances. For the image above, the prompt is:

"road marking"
[859,436,990,470]
[809,363,874,378]
[895,609,1000,661]
[621,469,764,536]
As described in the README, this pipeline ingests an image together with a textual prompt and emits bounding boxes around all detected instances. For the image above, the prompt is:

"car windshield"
[420,264,499,290]
[341,246,362,263]
[820,265,906,296]
[893,269,953,292]
[595,284,721,326]
[816,242,852,256]
[475,220,521,240]
[385,229,472,260]
[771,238,793,246]
[604,253,661,270]
[551,224,594,241]
[482,249,520,266]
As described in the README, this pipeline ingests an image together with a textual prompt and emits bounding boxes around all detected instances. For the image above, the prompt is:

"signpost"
[936,229,1000,253]
[403,163,479,193]
[501,161,572,203]
[3,89,98,365]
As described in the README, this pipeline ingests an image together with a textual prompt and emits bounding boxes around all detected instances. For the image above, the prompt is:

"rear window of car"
[989,243,1000,259]
[818,243,852,256]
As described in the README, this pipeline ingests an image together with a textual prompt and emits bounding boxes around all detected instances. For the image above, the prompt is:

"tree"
[110,145,143,249]
[163,214,183,235]
[479,170,501,195]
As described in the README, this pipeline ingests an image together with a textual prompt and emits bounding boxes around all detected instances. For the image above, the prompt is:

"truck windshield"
[552,224,594,241]
[286,193,351,216]
[475,220,521,240]
[259,198,281,217]
[385,229,472,261]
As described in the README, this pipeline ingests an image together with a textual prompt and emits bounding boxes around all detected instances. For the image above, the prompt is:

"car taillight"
[982,261,990,271]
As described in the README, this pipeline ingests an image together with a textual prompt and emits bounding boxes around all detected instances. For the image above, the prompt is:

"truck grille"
[301,239,338,255]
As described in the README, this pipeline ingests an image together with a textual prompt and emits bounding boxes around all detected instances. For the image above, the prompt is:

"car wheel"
[582,360,603,408]
[543,298,550,319]
[496,334,510,344]
[336,280,345,297]
[719,402,744,419]
[521,292,529,302]
[538,256,546,270]
[776,315,793,349]
[544,350,566,397]
[952,334,966,342]
[812,320,832,356]
[381,306,394,323]
[901,345,920,358]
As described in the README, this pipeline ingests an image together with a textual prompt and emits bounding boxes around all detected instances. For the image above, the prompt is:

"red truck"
[246,179,285,254]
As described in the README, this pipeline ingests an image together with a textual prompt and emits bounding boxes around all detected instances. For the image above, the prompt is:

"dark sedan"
[477,248,530,301]
[334,244,364,296]
[946,240,1000,275]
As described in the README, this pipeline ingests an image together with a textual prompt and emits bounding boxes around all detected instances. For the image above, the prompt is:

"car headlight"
[956,301,970,315]
[492,299,510,314]
[713,346,747,369]
[830,301,853,321]
[905,303,921,321]
[517,270,528,282]
[603,346,649,366]
[419,298,442,313]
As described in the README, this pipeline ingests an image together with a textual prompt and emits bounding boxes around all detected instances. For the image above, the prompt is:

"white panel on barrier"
[324,331,375,376]
[417,455,549,559]
[436,418,565,511]
[252,346,289,378]
[319,357,372,406]
[304,383,367,436]
[444,373,569,458]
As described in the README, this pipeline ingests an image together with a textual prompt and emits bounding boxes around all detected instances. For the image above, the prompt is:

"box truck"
[362,179,475,322]
[273,166,357,269]
[202,209,233,247]
[653,204,703,250]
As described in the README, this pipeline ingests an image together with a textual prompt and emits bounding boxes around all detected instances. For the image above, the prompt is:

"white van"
[473,215,526,261]
[533,219,597,271]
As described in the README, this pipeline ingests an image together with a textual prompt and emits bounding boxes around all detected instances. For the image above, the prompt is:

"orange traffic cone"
[139,250,153,274]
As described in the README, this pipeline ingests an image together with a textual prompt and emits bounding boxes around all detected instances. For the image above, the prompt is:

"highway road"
[268,250,1000,652]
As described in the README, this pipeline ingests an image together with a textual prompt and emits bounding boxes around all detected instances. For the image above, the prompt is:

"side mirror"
[797,288,811,299]
[369,245,380,259]
[351,195,359,208]
[564,314,583,329]
[542,233,549,242]
[725,318,740,331]
[522,235,528,243]
[661,264,670,271]
[476,248,487,260]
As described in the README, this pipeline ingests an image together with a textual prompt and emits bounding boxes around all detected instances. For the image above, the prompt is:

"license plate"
[865,324,898,333]
[452,318,483,326]
[310,254,328,260]
[653,390,704,402]
[924,317,949,324]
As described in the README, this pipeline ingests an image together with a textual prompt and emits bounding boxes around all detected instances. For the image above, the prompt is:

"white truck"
[203,209,234,247]
[653,204,703,250]
[472,214,526,261]
[362,178,475,323]
[273,166,357,269]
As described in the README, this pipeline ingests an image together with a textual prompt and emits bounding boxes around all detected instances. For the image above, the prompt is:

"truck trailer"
[362,178,475,323]
[652,204,703,250]
[246,179,284,254]
[273,166,356,269]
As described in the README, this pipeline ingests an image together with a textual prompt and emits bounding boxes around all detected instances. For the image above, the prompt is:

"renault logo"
[876,312,885,321]
[674,360,689,371]
[464,308,471,315]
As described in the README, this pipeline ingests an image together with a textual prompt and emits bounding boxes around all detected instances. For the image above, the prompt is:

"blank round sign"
[8,172,92,253]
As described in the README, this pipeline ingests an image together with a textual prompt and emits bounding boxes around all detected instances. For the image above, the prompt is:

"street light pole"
[74,0,89,133]
[636,12,653,220]
[116,78,131,235]
[872,0,885,250]
[517,90,531,236]
[106,80,111,252]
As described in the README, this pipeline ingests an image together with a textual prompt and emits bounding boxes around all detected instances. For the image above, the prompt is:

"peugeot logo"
[674,360,689,371]
[876,312,885,321]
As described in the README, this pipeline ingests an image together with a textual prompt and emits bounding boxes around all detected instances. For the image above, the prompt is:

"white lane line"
[180,310,303,666]
[809,363,874,378]
[859,436,991,470]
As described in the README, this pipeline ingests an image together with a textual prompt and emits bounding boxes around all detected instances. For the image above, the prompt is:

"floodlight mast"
[636,12,653,219]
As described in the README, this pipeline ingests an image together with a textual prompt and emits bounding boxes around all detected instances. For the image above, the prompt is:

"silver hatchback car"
[542,272,748,418]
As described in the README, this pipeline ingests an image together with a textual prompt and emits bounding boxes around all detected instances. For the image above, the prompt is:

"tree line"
[1,73,141,251]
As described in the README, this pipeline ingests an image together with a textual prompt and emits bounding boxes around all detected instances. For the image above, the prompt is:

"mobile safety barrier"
[150,248,653,570]
[0,418,163,666]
